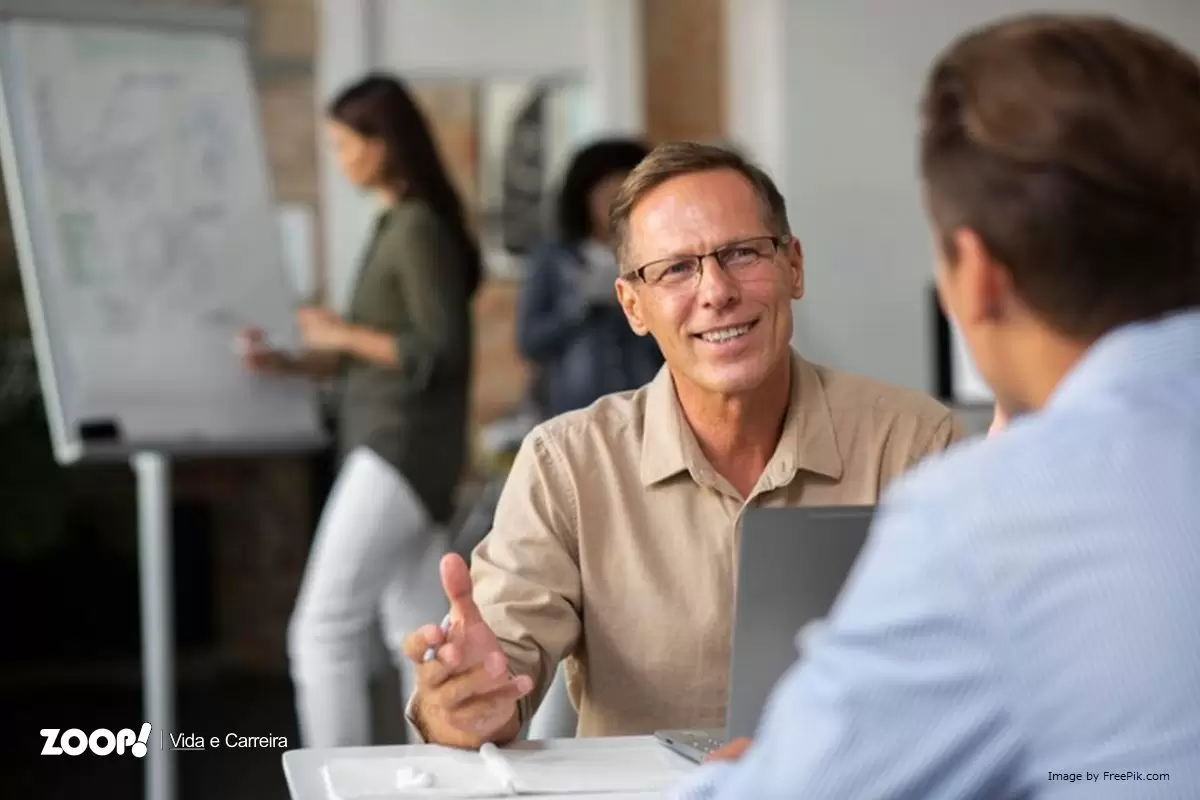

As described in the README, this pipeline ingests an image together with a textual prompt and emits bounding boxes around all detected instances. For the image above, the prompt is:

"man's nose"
[696,255,739,308]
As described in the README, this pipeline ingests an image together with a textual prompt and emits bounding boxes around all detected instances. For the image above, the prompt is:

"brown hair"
[609,141,790,269]
[921,14,1200,339]
[329,73,483,296]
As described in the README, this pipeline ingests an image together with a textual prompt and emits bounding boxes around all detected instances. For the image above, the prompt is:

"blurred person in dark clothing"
[517,139,663,418]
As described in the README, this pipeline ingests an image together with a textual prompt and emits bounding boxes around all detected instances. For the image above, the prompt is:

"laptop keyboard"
[675,730,725,755]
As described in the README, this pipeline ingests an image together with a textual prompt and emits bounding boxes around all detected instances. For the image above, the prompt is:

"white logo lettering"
[39,729,61,755]
[89,729,115,756]
[117,728,136,755]
[131,723,150,758]
[60,729,87,756]
[39,723,151,757]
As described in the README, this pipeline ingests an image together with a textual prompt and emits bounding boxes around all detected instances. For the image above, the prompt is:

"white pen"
[478,742,519,795]
[422,613,451,663]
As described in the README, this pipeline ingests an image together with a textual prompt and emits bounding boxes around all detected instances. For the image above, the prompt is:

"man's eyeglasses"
[623,235,791,290]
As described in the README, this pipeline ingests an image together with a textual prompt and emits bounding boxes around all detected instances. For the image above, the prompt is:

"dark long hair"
[556,138,650,245]
[328,73,483,296]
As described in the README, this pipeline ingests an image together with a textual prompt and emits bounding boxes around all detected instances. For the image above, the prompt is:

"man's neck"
[1007,327,1094,415]
[674,357,793,495]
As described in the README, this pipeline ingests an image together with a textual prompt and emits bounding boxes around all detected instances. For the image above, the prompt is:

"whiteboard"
[0,3,323,463]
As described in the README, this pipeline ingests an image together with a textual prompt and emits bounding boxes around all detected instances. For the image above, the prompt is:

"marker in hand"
[422,614,451,663]
[237,328,291,375]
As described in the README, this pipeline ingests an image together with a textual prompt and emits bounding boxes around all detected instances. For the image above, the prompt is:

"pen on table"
[422,614,451,663]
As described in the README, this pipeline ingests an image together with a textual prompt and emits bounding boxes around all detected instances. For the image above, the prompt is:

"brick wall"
[471,282,529,427]
[408,85,529,435]
[643,0,727,144]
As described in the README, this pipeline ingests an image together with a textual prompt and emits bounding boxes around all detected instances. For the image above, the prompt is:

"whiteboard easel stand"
[134,451,174,800]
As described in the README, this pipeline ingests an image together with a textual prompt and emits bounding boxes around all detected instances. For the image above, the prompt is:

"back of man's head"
[921,14,1200,341]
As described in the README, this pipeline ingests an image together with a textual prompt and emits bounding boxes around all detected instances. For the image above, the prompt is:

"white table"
[282,735,695,799]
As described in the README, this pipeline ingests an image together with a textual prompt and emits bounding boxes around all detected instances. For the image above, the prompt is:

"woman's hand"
[297,306,351,353]
[294,305,400,368]
[238,328,293,375]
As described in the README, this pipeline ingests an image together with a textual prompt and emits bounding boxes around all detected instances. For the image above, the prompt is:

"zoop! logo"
[40,723,152,758]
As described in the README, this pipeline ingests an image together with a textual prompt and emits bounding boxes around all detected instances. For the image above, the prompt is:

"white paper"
[321,741,694,799]
[323,752,505,799]
[507,745,693,794]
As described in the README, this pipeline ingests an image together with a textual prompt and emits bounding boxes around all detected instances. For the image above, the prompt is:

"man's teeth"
[700,323,752,343]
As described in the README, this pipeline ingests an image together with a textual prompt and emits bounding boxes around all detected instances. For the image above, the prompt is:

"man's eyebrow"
[638,235,767,265]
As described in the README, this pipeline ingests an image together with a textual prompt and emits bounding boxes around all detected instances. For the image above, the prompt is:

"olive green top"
[338,198,473,523]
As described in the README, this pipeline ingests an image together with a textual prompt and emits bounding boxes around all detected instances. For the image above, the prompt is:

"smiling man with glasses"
[400,142,962,748]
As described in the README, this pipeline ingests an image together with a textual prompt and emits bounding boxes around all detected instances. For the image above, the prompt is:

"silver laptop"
[656,506,874,763]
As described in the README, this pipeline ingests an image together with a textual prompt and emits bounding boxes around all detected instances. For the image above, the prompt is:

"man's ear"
[951,228,1011,326]
[787,238,804,300]
[615,279,650,336]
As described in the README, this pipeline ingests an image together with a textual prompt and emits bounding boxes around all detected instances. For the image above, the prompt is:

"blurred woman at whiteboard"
[239,73,480,747]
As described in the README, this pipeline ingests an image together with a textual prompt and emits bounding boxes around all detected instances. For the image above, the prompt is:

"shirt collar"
[1049,308,1200,411]
[639,350,844,487]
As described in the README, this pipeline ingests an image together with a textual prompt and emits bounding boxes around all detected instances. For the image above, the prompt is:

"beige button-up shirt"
[471,352,961,737]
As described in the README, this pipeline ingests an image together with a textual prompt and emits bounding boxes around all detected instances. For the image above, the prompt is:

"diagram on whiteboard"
[9,22,295,375]
[0,14,321,460]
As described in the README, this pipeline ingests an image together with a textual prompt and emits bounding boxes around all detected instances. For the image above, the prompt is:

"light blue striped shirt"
[678,309,1200,799]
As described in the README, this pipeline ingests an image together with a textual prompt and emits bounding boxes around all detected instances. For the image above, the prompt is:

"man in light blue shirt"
[680,13,1200,799]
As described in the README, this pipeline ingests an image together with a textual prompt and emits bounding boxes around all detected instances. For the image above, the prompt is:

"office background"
[3,0,1194,797]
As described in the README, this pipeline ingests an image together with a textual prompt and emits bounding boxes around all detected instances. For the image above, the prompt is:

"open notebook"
[321,741,693,799]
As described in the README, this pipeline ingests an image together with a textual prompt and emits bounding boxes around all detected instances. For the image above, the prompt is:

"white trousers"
[288,446,449,748]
